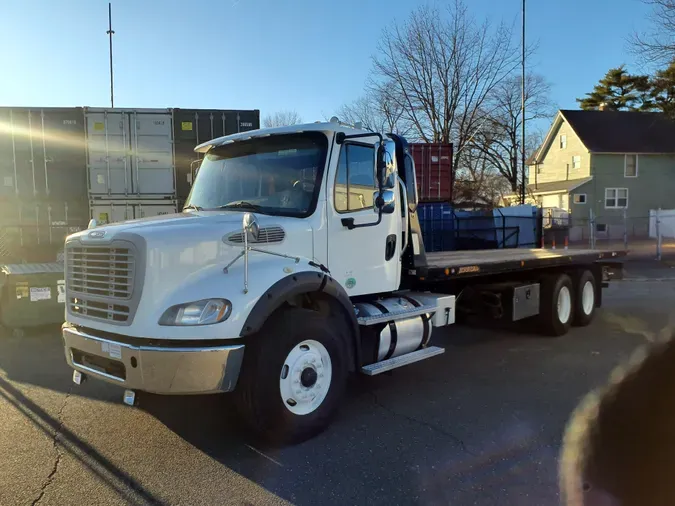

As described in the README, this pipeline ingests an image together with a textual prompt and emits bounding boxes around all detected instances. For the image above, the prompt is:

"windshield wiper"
[216,201,264,212]
[183,204,204,211]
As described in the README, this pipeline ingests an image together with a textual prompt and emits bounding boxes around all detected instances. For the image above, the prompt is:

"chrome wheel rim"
[279,340,332,415]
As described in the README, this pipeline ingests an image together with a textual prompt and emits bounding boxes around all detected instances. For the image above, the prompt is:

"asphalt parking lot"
[2,269,675,505]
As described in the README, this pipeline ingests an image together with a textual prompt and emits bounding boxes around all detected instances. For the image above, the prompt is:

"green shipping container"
[0,263,66,336]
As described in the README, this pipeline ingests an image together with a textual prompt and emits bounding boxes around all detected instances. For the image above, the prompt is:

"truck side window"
[334,144,376,212]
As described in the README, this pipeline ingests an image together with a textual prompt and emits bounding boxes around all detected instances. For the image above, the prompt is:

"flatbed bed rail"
[411,248,626,281]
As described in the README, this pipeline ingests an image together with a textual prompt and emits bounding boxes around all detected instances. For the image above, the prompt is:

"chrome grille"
[69,297,131,322]
[227,226,285,244]
[67,245,135,322]
[68,246,134,298]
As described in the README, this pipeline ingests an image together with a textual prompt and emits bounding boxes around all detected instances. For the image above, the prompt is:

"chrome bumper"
[62,325,245,394]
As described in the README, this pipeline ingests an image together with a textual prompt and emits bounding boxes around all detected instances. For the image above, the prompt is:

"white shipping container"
[85,108,175,197]
[90,200,178,225]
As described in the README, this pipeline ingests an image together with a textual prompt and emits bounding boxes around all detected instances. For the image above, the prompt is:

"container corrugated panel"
[409,143,453,203]
[85,108,175,197]
[0,199,88,264]
[0,107,88,200]
[172,109,260,200]
[417,202,455,252]
[90,199,178,225]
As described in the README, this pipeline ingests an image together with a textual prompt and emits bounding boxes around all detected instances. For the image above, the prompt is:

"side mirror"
[373,189,396,215]
[190,159,202,184]
[376,144,387,189]
[404,153,419,213]
[242,213,260,243]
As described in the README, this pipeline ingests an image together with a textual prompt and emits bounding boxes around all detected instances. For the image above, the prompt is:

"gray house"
[522,110,675,237]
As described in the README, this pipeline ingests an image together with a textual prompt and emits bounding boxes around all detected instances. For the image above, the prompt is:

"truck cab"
[62,121,619,443]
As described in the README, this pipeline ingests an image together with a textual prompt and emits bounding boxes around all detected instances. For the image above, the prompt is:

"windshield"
[185,132,328,217]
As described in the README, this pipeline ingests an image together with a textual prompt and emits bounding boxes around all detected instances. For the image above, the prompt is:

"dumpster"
[0,263,66,337]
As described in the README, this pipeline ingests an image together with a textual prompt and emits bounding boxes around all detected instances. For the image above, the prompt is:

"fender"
[241,271,361,367]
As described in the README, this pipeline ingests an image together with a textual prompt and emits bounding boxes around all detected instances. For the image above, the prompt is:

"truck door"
[326,139,401,296]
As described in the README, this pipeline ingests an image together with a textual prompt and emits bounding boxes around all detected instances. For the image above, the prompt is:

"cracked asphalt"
[2,273,674,505]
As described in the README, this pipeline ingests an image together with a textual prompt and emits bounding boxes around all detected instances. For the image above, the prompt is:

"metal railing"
[538,208,675,259]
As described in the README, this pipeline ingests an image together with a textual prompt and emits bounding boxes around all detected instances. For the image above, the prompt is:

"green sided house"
[522,109,675,238]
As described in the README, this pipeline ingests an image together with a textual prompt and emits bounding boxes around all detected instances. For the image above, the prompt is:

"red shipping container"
[409,143,454,202]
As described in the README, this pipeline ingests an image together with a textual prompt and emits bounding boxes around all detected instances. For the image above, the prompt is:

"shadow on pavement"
[0,319,596,504]
[0,324,77,396]
[0,375,166,505]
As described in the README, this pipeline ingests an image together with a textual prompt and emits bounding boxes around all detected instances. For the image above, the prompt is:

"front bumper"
[62,325,245,394]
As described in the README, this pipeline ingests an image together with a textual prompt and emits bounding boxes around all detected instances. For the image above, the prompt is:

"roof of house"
[560,110,675,153]
[527,177,592,195]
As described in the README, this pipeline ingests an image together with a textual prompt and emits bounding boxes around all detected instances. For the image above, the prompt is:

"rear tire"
[235,307,349,445]
[539,273,574,336]
[572,270,596,327]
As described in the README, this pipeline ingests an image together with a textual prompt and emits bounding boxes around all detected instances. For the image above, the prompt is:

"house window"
[560,135,567,149]
[572,155,581,169]
[605,188,628,209]
[573,193,587,204]
[625,154,638,177]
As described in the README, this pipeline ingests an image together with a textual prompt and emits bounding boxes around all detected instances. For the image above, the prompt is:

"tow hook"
[123,389,137,406]
[72,370,86,385]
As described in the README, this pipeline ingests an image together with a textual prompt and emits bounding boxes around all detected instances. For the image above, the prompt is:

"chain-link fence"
[540,208,675,260]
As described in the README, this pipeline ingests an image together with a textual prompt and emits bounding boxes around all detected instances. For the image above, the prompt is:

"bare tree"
[263,110,303,128]
[469,73,555,191]
[631,0,675,64]
[371,1,521,171]
[336,83,414,136]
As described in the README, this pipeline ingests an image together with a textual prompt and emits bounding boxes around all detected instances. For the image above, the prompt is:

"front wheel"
[235,307,349,444]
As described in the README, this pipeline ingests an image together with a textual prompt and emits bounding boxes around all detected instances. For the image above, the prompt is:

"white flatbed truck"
[62,121,625,443]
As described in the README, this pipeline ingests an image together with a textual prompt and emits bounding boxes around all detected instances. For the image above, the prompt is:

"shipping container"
[90,199,178,225]
[172,108,260,201]
[85,108,175,197]
[409,143,453,203]
[0,107,88,200]
[0,199,88,263]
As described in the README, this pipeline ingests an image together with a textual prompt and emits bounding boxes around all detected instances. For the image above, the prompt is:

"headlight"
[159,299,232,326]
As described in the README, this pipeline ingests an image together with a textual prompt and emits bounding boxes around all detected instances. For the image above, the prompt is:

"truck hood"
[69,210,311,245]
[65,211,315,337]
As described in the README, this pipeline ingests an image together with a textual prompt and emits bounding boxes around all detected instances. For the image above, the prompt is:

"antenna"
[106,3,115,108]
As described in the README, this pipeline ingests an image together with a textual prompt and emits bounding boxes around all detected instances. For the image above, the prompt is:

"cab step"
[360,346,445,376]
[356,304,436,326]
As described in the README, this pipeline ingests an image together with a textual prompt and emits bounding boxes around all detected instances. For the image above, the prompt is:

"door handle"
[385,234,397,261]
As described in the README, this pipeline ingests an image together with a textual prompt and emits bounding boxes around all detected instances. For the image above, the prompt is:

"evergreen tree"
[577,66,653,111]
[650,60,675,116]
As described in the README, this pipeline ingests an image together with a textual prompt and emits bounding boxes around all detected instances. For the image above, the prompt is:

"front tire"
[235,307,349,444]
[539,273,574,336]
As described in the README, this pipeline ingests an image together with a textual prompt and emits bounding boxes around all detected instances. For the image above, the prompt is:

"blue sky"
[0,0,653,126]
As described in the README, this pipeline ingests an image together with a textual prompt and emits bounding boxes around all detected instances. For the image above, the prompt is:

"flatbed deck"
[415,248,626,281]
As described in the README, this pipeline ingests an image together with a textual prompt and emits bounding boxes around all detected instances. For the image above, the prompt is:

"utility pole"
[520,0,526,204]
[107,3,115,108]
